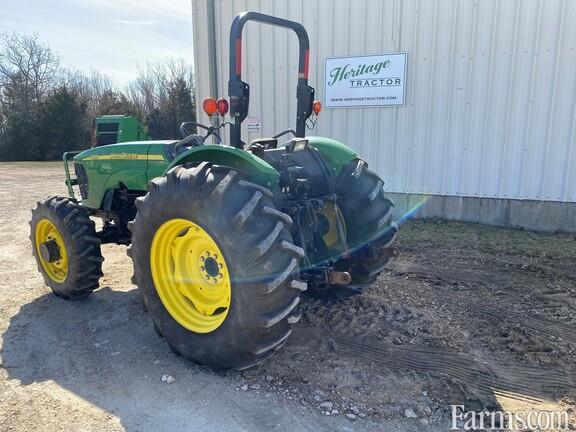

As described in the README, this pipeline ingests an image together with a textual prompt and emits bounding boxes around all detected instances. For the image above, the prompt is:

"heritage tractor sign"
[324,53,407,107]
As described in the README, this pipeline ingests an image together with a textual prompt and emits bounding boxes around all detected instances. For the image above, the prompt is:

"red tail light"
[216,98,229,116]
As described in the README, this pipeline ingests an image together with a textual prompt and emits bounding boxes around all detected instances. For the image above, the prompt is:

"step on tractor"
[30,12,398,370]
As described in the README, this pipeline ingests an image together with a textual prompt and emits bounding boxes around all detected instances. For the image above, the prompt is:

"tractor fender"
[164,144,280,188]
[306,136,357,176]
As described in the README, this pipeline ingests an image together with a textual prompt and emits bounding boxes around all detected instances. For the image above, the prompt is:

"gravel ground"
[0,162,574,431]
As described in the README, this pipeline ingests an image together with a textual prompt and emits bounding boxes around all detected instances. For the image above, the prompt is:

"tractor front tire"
[30,196,104,299]
[128,163,305,370]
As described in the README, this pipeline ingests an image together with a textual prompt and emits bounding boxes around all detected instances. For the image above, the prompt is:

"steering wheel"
[174,134,204,154]
[175,122,223,154]
[180,122,222,142]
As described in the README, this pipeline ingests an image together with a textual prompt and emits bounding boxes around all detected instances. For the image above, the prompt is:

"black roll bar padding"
[228,11,315,148]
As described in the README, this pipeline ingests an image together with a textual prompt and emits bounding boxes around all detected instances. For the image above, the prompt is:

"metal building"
[192,0,576,232]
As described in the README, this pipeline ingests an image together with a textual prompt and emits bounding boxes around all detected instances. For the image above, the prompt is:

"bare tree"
[61,68,115,118]
[0,31,196,159]
[126,64,157,118]
[0,33,61,159]
[125,57,195,139]
[0,33,59,101]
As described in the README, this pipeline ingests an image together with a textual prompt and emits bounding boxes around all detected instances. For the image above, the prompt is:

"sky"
[0,0,194,86]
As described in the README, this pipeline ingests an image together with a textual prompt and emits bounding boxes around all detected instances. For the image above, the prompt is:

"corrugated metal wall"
[192,0,576,203]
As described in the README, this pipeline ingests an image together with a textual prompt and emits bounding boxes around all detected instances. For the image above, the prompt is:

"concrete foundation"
[389,193,576,233]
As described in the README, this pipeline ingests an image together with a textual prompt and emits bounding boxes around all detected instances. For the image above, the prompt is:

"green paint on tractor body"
[307,136,357,175]
[72,141,171,208]
[165,144,281,187]
[95,115,150,146]
[67,136,356,211]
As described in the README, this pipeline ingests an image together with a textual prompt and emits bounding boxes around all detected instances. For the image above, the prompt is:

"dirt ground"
[1,162,575,431]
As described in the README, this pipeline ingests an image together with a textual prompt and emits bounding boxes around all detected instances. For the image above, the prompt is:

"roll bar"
[228,11,315,148]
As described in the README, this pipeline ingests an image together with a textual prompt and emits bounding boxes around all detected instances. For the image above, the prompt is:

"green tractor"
[30,12,398,370]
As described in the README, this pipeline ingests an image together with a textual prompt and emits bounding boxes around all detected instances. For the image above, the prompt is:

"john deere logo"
[81,153,165,161]
[108,152,142,160]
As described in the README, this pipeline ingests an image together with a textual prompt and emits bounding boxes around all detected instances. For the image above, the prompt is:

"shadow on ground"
[3,280,574,430]
[1,287,371,432]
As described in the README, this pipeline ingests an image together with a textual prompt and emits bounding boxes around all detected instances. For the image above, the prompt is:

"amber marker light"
[312,100,322,115]
[202,97,218,116]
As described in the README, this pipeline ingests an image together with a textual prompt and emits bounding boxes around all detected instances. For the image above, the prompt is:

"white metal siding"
[192,0,576,202]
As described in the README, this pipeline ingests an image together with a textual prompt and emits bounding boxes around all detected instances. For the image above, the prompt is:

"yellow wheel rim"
[35,219,69,283]
[150,218,231,333]
[321,202,347,249]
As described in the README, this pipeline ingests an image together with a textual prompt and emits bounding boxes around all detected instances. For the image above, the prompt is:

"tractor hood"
[73,141,175,163]
[70,137,357,210]
[72,141,174,209]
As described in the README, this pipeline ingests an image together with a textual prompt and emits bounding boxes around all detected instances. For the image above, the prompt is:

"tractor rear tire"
[128,163,305,370]
[334,159,398,290]
[30,196,104,299]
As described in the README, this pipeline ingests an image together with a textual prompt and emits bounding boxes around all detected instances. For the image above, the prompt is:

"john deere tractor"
[30,12,397,370]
